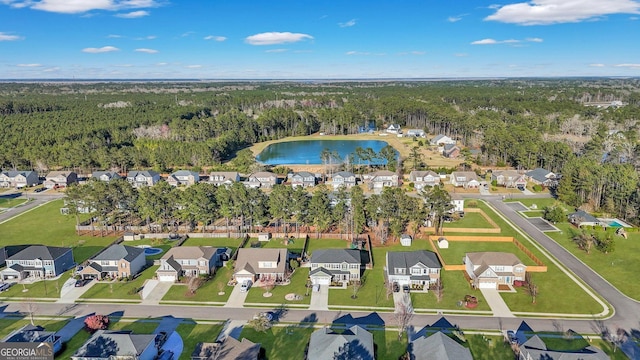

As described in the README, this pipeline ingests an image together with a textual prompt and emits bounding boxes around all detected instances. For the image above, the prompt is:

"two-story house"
[156,246,227,282]
[80,244,146,280]
[442,144,461,158]
[362,170,399,191]
[91,171,122,182]
[430,134,456,146]
[246,171,278,189]
[234,248,289,284]
[386,250,442,290]
[192,337,261,360]
[330,171,357,190]
[449,171,480,188]
[525,168,556,187]
[0,170,39,188]
[492,170,527,189]
[307,326,374,360]
[166,170,200,187]
[464,252,526,289]
[290,171,317,188]
[309,249,367,285]
[43,171,78,189]
[208,171,240,186]
[409,170,440,190]
[72,330,158,360]
[385,124,401,134]
[2,324,63,354]
[127,170,161,188]
[0,245,74,281]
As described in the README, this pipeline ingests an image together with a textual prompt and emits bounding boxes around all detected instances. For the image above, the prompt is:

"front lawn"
[0,318,68,338]
[410,271,490,311]
[245,268,311,305]
[373,329,408,359]
[443,212,495,229]
[176,323,224,360]
[467,334,514,360]
[162,264,234,303]
[0,197,27,207]
[80,265,159,301]
[504,198,572,212]
[0,272,73,299]
[240,325,314,360]
[435,239,539,266]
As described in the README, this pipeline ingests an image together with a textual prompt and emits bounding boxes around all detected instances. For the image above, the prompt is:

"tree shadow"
[332,312,385,330]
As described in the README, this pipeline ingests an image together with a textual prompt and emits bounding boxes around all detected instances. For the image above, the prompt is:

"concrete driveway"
[224,284,249,308]
[480,288,514,318]
[57,278,95,304]
[141,280,173,305]
[309,285,328,310]
[393,292,413,313]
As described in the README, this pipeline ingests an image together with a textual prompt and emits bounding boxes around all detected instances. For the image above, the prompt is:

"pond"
[256,139,396,165]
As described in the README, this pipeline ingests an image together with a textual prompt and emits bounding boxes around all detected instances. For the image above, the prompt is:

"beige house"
[44,171,77,189]
[167,170,200,187]
[234,248,289,284]
[191,338,261,360]
[362,170,399,191]
[156,246,227,282]
[449,171,480,188]
[465,252,526,289]
[246,171,279,188]
[80,244,146,280]
[409,170,440,190]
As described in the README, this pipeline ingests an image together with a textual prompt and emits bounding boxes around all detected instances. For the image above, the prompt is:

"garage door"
[235,275,253,284]
[479,281,496,289]
[312,276,331,285]
[158,274,176,282]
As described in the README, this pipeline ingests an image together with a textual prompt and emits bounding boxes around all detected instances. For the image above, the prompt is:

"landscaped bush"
[84,314,109,333]
[532,185,543,192]
[466,200,478,208]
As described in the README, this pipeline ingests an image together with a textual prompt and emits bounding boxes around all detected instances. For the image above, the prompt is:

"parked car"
[402,285,410,293]
[0,283,14,292]
[240,281,252,292]
[254,311,274,322]
[393,283,400,293]
[75,278,91,287]
[34,187,46,193]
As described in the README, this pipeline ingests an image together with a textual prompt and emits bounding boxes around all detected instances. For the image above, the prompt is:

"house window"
[121,263,126,268]
[494,266,505,272]
[430,268,439,274]
[199,261,206,266]
[411,268,422,275]
[395,268,405,274]
[515,267,523,272]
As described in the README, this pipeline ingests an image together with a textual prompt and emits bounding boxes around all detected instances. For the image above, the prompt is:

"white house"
[449,171,480,188]
[409,170,440,190]
[406,129,426,138]
[430,134,455,146]
[386,124,401,134]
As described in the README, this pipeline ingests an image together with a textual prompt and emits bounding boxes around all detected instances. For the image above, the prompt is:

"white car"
[240,281,252,292]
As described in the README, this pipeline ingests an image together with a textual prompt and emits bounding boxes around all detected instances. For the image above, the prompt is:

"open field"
[443,211,495,229]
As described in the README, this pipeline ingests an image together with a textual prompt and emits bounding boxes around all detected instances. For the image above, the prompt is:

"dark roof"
[92,171,121,180]
[525,167,553,183]
[92,244,144,262]
[2,325,59,343]
[7,245,72,261]
[2,170,36,178]
[333,171,356,178]
[72,330,156,358]
[127,170,159,178]
[569,209,599,223]
[292,171,315,178]
[308,325,374,360]
[411,332,472,360]
[387,250,442,272]
[520,335,609,360]
[311,249,363,264]
[192,338,260,360]
[0,245,30,266]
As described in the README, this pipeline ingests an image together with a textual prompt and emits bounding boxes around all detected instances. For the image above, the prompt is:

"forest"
[2,79,640,222]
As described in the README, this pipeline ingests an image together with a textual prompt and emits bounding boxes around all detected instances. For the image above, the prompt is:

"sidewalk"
[480,288,514,317]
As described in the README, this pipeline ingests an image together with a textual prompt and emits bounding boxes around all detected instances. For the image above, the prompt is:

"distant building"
[0,170,39,188]
[449,171,480,188]
[331,171,357,190]
[166,170,200,187]
[290,171,317,188]
[91,171,122,182]
[246,171,278,188]
[406,129,426,138]
[409,170,440,190]
[208,171,240,186]
[430,134,455,146]
[386,124,401,134]
[127,170,161,188]
[525,168,556,187]
[44,171,77,189]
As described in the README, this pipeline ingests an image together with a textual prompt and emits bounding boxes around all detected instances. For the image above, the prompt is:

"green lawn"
[245,268,311,305]
[122,239,175,261]
[182,237,244,250]
[307,238,354,253]
[162,264,234,303]
[443,212,495,229]
[0,197,27,207]
[0,199,115,263]
[56,327,91,359]
[240,326,314,360]
[504,198,573,212]
[435,240,539,266]
[467,334,514,360]
[0,272,73,299]
[80,265,159,301]
[0,318,68,338]
[547,223,640,301]
[373,329,408,359]
[176,323,224,360]
[521,210,545,218]
[261,237,306,255]
[410,271,490,311]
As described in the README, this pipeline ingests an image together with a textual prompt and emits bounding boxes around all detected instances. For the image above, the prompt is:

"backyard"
[434,239,540,267]
[443,211,495,229]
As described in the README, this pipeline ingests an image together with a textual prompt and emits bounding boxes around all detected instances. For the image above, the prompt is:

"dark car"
[402,284,410,293]
[34,187,46,193]
[75,278,91,287]
[393,283,400,293]
[0,283,14,292]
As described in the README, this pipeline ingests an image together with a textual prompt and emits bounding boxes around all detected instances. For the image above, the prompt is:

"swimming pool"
[144,247,163,256]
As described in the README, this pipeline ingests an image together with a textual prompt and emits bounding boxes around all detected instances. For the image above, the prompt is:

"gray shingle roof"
[466,252,523,267]
[569,209,599,223]
[92,244,144,262]
[2,325,58,343]
[72,330,156,358]
[171,170,198,177]
[525,167,553,183]
[387,250,442,273]
[307,325,374,360]
[192,338,260,360]
[311,249,362,264]
[8,245,71,261]
[411,331,473,360]
[520,335,610,360]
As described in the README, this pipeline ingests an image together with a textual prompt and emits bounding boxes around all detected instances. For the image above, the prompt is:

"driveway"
[141,280,173,305]
[224,284,249,308]
[309,285,328,311]
[57,278,96,304]
[393,292,413,313]
[216,319,246,341]
[480,288,514,317]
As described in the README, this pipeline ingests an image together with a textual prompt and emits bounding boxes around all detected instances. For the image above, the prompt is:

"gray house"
[363,170,399,191]
[2,324,63,354]
[208,171,240,186]
[167,170,200,187]
[0,245,74,281]
[79,244,146,280]
[157,246,228,282]
[492,170,526,189]
[409,170,440,190]
[309,249,367,285]
[518,334,609,360]
[126,170,161,188]
[71,330,158,360]
[411,331,472,360]
[91,171,122,182]
[307,325,374,360]
[525,167,556,187]
[191,337,261,360]
[44,171,78,189]
[290,171,316,188]
[246,171,278,189]
[331,171,357,190]
[234,248,289,284]
[0,170,39,188]
[386,250,442,289]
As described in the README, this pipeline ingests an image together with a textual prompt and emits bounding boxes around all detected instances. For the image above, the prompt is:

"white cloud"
[0,32,22,41]
[5,0,162,14]
[135,48,158,53]
[107,34,123,38]
[156,62,168,66]
[186,64,202,68]
[338,19,357,27]
[115,10,149,18]
[447,13,468,22]
[42,67,60,72]
[245,32,313,45]
[266,49,288,53]
[135,35,156,40]
[346,51,370,55]
[590,63,605,67]
[526,37,544,42]
[615,63,640,68]
[181,31,195,37]
[82,46,120,53]
[485,0,640,25]
[471,38,498,45]
[204,35,227,42]
[471,38,541,45]
[17,63,42,67]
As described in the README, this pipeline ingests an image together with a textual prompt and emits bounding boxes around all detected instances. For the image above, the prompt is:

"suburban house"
[191,337,261,360]
[386,250,442,289]
[0,245,29,267]
[411,331,473,360]
[450,194,464,213]
[166,170,200,187]
[309,249,368,285]
[442,144,461,158]
[71,330,158,360]
[330,171,357,190]
[80,244,146,280]
[0,170,39,188]
[91,171,122,182]
[430,134,456,146]
[290,171,317,188]
[208,171,240,186]
[234,248,289,284]
[127,170,161,188]
[568,209,600,228]
[2,324,63,354]
[492,170,527,189]
[517,334,609,360]
[385,124,401,134]
[246,171,279,189]
[362,170,399,191]
[0,245,74,281]
[307,325,374,360]
[449,171,480,188]
[406,129,426,138]
[43,171,77,189]
[525,167,556,187]
[464,252,526,289]
[409,170,440,190]
[156,246,228,282]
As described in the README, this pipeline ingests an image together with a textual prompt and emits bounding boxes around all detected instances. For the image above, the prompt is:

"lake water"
[256,139,395,165]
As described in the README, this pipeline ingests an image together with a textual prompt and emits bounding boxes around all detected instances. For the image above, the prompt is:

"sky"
[0,0,639,79]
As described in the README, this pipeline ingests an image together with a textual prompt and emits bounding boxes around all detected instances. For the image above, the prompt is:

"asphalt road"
[0,191,64,224]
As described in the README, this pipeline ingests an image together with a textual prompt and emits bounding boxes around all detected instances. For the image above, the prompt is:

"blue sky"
[1,0,639,79]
